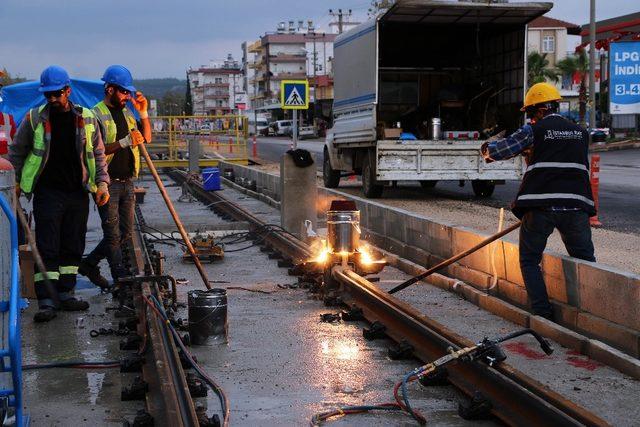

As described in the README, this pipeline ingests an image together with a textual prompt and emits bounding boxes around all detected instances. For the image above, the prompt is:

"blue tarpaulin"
[0,79,138,126]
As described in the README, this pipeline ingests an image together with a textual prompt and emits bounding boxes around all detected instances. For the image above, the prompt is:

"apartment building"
[187,54,244,115]
[244,20,337,113]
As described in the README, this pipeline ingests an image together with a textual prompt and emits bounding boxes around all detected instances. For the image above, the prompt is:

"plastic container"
[188,288,228,345]
[202,167,221,191]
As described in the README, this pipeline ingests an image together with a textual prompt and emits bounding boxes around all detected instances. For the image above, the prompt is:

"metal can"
[326,210,360,253]
[431,117,441,140]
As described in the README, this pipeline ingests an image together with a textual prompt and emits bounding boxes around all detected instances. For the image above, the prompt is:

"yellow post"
[235,115,240,157]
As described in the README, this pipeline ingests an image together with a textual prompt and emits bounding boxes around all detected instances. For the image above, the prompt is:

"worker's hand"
[15,183,20,199]
[131,92,148,119]
[130,129,146,147]
[480,141,494,164]
[95,182,110,207]
[522,147,534,166]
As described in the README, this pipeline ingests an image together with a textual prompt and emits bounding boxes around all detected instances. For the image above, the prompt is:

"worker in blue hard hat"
[9,65,110,322]
[79,65,152,288]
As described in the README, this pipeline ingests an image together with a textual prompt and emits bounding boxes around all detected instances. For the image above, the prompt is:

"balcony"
[201,83,228,88]
[248,40,262,53]
[268,53,306,63]
[271,72,307,80]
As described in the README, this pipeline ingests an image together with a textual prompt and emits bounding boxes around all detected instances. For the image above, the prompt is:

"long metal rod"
[389,221,522,294]
[138,143,211,289]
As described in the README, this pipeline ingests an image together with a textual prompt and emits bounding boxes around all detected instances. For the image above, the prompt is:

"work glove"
[130,129,146,147]
[131,92,149,119]
[95,182,110,207]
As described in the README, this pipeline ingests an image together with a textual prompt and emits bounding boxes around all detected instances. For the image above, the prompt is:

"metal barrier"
[147,115,249,168]
[0,193,25,426]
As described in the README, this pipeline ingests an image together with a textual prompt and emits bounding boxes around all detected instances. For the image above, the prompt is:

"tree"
[184,71,193,115]
[368,0,395,18]
[158,90,186,116]
[557,50,589,126]
[0,68,27,86]
[527,52,559,87]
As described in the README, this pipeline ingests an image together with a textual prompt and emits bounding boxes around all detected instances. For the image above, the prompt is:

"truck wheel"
[472,180,495,198]
[323,149,341,188]
[362,152,383,198]
[420,180,438,190]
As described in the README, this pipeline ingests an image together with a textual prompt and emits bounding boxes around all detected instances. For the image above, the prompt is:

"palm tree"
[527,52,560,87]
[557,50,589,126]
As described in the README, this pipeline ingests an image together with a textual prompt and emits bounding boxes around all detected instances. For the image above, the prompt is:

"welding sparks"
[310,239,331,264]
[357,243,377,265]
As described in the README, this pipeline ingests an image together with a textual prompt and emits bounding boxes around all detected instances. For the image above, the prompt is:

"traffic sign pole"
[292,109,298,149]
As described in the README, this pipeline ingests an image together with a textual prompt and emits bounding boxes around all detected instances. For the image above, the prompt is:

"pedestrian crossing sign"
[281,80,309,110]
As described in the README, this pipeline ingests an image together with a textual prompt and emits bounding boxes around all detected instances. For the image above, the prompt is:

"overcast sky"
[1,0,637,80]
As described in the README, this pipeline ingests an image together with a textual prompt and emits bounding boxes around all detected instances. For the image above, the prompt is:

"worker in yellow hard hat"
[480,82,596,322]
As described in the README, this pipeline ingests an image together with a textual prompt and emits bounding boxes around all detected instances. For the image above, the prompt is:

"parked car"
[248,117,270,136]
[297,124,316,139]
[589,128,609,143]
[272,120,293,136]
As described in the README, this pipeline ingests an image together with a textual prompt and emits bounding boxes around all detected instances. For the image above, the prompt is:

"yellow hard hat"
[522,82,562,111]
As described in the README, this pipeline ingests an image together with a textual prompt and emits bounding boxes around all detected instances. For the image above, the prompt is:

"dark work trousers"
[32,188,89,309]
[85,179,135,281]
[519,209,596,316]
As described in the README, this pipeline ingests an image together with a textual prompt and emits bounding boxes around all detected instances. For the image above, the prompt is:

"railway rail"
[116,205,200,426]
[169,168,608,427]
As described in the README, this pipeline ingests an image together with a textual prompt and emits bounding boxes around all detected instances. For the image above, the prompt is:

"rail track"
[114,205,200,426]
[169,168,608,427]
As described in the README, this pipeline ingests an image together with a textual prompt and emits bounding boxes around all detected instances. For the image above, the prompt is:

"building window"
[215,77,223,84]
[542,35,555,53]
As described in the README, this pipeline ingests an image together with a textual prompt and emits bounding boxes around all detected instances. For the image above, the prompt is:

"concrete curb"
[590,140,640,152]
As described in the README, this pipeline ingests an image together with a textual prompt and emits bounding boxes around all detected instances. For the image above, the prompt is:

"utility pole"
[589,0,597,131]
[329,8,352,34]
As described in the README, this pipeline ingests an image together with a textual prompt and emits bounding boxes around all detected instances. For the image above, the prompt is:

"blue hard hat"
[101,65,136,93]
[39,65,70,92]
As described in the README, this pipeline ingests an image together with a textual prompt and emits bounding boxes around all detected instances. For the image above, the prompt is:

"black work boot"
[34,308,57,323]
[60,298,90,311]
[79,260,110,290]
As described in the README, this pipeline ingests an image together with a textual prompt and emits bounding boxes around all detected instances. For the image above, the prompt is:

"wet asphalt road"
[255,137,640,235]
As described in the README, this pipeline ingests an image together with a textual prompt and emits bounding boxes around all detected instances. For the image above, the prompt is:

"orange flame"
[309,239,331,264]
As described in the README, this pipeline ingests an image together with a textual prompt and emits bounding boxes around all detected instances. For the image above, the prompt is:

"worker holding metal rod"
[9,65,110,322]
[80,65,151,288]
[481,82,596,321]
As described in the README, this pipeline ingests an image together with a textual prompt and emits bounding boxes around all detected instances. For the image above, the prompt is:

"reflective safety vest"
[512,114,595,218]
[92,101,141,178]
[20,105,98,194]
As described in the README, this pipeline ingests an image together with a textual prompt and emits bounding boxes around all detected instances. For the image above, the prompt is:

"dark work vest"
[512,114,595,219]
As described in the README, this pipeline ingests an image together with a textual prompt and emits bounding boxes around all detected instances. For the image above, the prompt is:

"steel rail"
[129,206,200,426]
[169,169,608,427]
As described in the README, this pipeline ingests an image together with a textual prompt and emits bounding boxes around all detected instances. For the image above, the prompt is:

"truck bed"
[376,140,524,181]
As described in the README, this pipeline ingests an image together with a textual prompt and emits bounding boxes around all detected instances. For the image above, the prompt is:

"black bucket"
[188,288,228,345]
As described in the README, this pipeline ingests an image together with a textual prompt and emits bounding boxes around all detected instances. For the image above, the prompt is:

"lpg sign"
[610,42,640,114]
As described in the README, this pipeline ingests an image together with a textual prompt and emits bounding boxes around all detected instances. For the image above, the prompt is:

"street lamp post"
[589,0,597,131]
